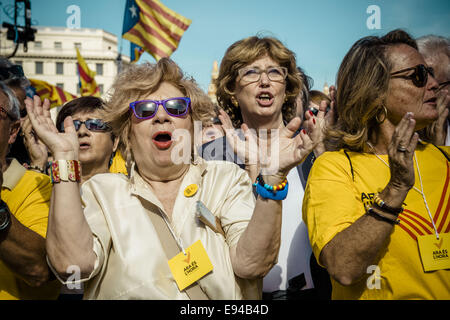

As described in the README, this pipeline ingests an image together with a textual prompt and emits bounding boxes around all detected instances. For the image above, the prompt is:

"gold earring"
[376,105,387,124]
[231,96,239,108]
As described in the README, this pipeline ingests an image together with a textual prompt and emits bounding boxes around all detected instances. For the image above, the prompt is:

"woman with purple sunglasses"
[25,58,314,300]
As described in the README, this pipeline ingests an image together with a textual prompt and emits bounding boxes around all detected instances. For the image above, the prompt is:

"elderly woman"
[56,96,124,183]
[417,35,450,146]
[25,58,313,300]
[211,36,328,300]
[303,29,449,300]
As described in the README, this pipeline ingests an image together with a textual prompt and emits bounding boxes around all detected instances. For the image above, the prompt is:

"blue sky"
[1,0,449,92]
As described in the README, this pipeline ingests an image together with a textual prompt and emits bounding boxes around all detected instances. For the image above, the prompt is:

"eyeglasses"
[129,97,191,120]
[390,64,435,88]
[0,106,16,121]
[238,66,288,83]
[60,119,111,132]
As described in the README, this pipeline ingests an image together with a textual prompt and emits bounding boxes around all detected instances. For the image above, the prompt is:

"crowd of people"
[0,28,448,300]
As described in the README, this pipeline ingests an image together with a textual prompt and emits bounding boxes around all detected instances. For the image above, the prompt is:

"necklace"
[366,142,439,239]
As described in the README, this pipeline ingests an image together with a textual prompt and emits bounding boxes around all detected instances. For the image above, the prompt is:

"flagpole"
[116,0,127,75]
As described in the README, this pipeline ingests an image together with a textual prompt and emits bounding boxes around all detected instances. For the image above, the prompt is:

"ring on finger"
[397,145,407,152]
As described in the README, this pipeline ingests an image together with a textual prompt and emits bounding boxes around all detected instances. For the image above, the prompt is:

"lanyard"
[159,208,187,255]
[366,143,440,240]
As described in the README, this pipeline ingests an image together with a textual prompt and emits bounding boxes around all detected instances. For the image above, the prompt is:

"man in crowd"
[0,82,60,299]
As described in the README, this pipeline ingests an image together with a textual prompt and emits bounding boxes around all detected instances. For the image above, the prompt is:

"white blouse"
[54,159,261,300]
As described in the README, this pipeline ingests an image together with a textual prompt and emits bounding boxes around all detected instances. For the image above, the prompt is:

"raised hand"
[304,100,329,156]
[328,85,338,125]
[273,117,313,177]
[25,96,79,160]
[387,112,418,191]
[21,116,48,170]
[219,109,259,181]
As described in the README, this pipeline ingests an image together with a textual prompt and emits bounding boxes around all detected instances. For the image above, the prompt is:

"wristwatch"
[0,200,11,232]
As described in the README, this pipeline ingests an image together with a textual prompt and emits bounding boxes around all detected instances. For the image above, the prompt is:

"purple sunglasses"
[129,97,191,120]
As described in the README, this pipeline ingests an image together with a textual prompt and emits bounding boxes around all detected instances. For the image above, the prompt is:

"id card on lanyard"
[417,233,450,272]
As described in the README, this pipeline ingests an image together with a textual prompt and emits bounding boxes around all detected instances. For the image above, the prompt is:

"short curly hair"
[104,58,215,162]
[215,36,303,128]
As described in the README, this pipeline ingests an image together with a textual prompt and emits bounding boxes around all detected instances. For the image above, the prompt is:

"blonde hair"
[215,36,302,128]
[325,29,418,152]
[104,58,215,162]
[309,90,331,106]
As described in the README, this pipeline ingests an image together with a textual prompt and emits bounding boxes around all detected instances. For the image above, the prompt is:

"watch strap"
[0,200,11,232]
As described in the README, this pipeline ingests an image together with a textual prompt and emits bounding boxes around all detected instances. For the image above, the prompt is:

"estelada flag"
[29,78,77,108]
[76,48,101,97]
[122,0,191,61]
[130,42,144,64]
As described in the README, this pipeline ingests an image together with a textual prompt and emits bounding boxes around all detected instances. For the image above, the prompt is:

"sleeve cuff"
[46,235,104,285]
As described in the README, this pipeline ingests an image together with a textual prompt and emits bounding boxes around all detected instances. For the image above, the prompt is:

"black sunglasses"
[390,64,435,88]
[60,119,111,132]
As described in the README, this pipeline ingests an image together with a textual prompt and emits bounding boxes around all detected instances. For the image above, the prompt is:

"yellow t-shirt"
[1,159,60,300]
[303,143,450,300]
[109,150,128,175]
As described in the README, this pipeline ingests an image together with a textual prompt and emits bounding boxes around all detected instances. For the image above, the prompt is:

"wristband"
[50,160,81,184]
[373,194,403,215]
[254,181,289,200]
[366,207,400,225]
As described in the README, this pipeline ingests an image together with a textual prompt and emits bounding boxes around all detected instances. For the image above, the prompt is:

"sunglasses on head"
[129,97,190,120]
[60,119,111,132]
[390,64,435,88]
[0,65,25,81]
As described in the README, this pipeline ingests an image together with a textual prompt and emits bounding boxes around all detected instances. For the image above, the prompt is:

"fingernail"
[313,118,316,125]
[301,129,307,134]
[308,110,313,116]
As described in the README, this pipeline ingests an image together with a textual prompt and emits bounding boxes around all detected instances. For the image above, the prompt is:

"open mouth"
[152,131,173,149]
[424,97,437,106]
[79,142,91,150]
[256,92,274,106]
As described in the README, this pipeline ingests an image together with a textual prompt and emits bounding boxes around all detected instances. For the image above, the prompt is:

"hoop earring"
[376,105,387,124]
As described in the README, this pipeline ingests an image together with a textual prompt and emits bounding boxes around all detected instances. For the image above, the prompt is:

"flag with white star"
[122,0,192,61]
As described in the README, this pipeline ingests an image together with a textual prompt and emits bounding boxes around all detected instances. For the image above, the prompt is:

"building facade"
[0,26,129,98]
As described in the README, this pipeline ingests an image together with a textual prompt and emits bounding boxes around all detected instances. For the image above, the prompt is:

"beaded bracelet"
[373,194,403,215]
[253,174,289,200]
[253,174,288,192]
[50,160,81,184]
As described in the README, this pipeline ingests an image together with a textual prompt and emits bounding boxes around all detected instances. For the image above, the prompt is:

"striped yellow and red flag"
[76,48,101,97]
[29,78,77,108]
[122,0,191,61]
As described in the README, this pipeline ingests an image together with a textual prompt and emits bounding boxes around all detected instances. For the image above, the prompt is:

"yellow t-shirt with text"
[303,143,450,300]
